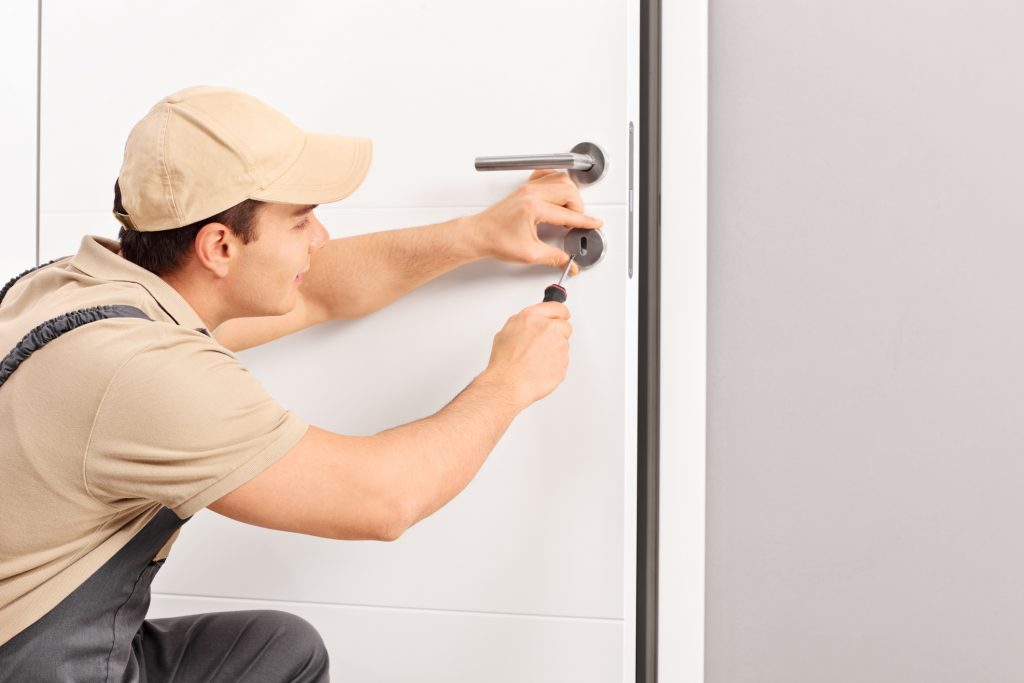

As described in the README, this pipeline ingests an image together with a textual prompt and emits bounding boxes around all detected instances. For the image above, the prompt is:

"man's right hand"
[482,301,573,410]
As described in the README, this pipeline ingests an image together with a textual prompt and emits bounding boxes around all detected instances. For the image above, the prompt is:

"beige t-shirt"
[0,236,309,646]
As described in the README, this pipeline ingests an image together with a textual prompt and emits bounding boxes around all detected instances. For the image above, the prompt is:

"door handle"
[475,141,607,186]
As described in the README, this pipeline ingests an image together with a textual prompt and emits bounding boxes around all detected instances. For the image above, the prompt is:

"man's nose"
[309,217,330,251]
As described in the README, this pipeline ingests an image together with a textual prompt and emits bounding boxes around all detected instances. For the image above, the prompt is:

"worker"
[0,85,602,682]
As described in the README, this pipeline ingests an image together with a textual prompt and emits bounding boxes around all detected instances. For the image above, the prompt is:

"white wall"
[707,1,1024,681]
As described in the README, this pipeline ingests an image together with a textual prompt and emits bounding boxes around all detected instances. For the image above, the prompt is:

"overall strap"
[0,305,152,390]
[0,259,60,306]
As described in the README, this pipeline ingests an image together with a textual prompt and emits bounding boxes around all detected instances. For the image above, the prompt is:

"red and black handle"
[542,284,567,303]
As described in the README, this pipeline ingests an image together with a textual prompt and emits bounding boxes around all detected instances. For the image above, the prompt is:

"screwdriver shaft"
[542,255,577,304]
[557,255,576,287]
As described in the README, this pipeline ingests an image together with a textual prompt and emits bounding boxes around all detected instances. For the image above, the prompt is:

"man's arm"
[214,216,481,351]
[213,171,601,351]
[209,300,572,540]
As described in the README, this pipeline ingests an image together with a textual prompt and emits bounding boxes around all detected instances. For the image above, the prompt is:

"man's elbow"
[368,498,418,542]
[374,521,405,542]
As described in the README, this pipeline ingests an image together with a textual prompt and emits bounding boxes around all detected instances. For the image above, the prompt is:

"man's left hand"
[466,169,603,276]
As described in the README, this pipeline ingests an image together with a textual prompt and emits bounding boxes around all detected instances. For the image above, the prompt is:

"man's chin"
[246,301,297,319]
[273,301,298,317]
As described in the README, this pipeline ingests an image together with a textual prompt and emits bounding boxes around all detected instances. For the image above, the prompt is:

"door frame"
[640,0,709,682]
[637,0,661,679]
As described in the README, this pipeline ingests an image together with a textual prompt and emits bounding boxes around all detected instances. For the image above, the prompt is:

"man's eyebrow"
[291,204,318,216]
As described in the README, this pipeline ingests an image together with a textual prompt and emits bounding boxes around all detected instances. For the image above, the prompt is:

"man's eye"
[295,218,310,230]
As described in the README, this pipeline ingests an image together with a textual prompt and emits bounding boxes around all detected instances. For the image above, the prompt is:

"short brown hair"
[115,179,264,276]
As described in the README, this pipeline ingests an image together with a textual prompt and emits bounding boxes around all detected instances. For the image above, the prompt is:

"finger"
[537,203,604,230]
[524,177,586,215]
[562,257,582,276]
[533,170,574,184]
[533,301,571,320]
[556,251,580,277]
[528,169,563,181]
[557,320,573,340]
[529,241,577,272]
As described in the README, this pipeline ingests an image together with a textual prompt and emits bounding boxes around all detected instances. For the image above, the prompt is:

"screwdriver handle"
[543,284,567,303]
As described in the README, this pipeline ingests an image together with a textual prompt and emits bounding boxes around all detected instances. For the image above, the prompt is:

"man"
[0,86,602,681]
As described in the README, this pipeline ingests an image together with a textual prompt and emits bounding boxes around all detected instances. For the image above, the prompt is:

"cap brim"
[251,132,372,205]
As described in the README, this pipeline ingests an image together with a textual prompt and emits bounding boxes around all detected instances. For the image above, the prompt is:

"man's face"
[230,202,329,317]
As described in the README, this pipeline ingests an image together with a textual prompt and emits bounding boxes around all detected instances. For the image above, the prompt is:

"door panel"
[149,594,623,683]
[40,0,627,213]
[0,1,37,284]
[41,0,637,678]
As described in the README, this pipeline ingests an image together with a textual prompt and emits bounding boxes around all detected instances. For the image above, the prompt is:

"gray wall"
[707,1,1024,681]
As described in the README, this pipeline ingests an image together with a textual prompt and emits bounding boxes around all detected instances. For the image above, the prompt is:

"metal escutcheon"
[567,142,607,186]
[564,228,606,269]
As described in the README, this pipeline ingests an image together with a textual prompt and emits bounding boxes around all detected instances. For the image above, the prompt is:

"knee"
[262,610,330,680]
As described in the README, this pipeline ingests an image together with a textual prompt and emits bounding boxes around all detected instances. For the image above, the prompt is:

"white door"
[39,2,640,680]
[0,1,37,286]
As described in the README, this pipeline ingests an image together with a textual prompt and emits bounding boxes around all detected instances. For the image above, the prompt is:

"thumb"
[537,243,576,274]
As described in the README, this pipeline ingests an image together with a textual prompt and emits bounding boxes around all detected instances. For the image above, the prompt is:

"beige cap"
[115,85,372,232]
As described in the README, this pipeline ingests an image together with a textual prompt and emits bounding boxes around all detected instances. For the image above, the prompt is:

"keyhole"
[580,235,589,256]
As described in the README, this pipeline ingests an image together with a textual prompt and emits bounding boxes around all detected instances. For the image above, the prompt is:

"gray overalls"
[0,264,330,682]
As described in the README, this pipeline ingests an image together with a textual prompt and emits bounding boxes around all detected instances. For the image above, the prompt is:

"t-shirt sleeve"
[84,329,309,518]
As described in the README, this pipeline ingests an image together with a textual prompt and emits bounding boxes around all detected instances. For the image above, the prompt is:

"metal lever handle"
[475,141,607,186]
[475,152,594,172]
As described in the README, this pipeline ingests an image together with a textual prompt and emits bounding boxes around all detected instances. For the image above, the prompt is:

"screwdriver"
[543,254,577,303]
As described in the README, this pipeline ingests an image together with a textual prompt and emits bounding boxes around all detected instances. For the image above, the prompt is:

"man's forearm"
[363,370,524,531]
[304,216,485,320]
[300,172,597,325]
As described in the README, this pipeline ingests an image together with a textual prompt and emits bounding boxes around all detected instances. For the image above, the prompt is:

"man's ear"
[193,222,239,278]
